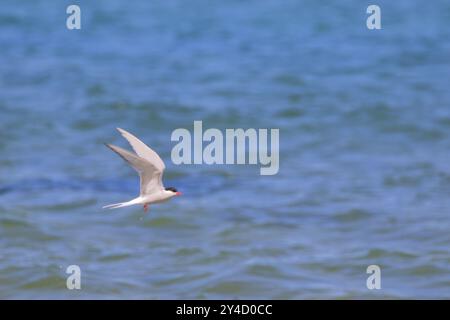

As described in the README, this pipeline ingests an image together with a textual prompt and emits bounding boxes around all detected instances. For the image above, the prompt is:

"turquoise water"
[1,0,450,299]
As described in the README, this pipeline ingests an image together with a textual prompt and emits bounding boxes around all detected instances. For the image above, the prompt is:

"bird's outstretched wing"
[116,128,166,171]
[105,143,164,196]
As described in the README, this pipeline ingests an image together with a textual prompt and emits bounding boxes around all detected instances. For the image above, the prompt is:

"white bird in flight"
[103,128,181,212]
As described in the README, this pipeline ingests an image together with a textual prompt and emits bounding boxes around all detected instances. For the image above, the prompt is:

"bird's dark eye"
[165,187,177,192]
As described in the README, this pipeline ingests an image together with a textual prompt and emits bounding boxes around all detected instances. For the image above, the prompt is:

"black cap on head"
[165,187,178,192]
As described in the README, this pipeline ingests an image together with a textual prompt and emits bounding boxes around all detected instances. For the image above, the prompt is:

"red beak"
[176,192,182,196]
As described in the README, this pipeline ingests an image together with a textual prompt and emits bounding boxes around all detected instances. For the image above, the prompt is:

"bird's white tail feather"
[102,198,142,209]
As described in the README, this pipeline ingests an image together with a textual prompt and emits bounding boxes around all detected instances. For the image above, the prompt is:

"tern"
[103,128,181,212]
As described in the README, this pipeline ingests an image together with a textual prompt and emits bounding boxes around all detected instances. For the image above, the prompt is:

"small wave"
[333,208,371,222]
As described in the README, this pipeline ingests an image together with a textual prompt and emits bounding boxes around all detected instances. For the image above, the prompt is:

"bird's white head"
[165,187,182,197]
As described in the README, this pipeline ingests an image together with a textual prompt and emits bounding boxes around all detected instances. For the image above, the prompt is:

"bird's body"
[103,128,181,211]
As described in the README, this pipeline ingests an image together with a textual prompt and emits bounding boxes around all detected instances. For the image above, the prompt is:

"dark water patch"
[193,251,236,266]
[420,280,450,292]
[20,275,65,290]
[381,122,445,141]
[249,247,288,258]
[0,185,13,195]
[0,178,140,195]
[98,253,132,262]
[0,217,30,229]
[72,119,99,131]
[287,93,303,103]
[383,175,424,188]
[335,292,402,300]
[363,248,417,260]
[344,103,395,126]
[35,198,97,212]
[246,264,286,278]
[273,74,305,87]
[173,247,203,257]
[298,262,346,274]
[276,107,304,118]
[92,101,199,126]
[142,216,198,230]
[153,272,212,287]
[333,208,372,222]
[0,14,22,26]
[204,280,266,296]
[86,84,106,97]
[0,216,61,242]
[404,265,448,276]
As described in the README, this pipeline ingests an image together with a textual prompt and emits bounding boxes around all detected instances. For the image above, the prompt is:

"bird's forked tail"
[102,198,141,210]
